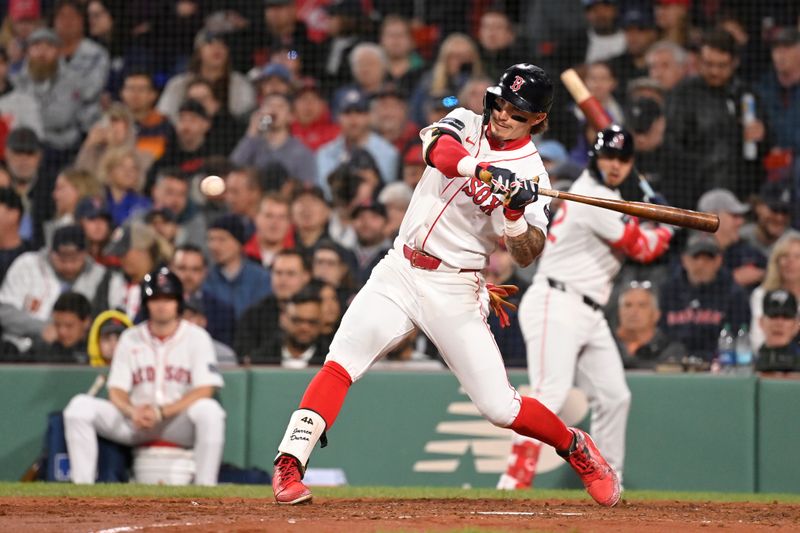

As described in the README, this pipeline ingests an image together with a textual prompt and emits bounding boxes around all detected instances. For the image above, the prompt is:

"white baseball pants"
[63,394,226,485]
[517,282,631,477]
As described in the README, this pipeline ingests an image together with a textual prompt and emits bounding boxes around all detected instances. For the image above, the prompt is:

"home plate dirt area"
[3,497,800,532]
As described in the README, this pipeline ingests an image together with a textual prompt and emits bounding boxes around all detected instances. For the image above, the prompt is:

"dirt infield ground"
[2,496,800,532]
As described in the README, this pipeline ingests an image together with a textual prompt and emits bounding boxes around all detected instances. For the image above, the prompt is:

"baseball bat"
[560,68,658,199]
[539,187,719,232]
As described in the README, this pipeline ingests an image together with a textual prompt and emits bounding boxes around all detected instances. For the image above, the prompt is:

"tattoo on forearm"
[506,226,545,267]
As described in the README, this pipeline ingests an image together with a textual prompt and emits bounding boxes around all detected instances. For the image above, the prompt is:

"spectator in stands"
[698,189,767,290]
[608,7,659,94]
[377,182,413,240]
[244,193,291,269]
[741,180,793,258]
[252,62,295,102]
[171,244,235,346]
[332,43,388,116]
[53,0,110,106]
[451,74,490,115]
[290,186,331,255]
[0,187,30,284]
[317,91,399,191]
[379,15,425,95]
[75,196,115,267]
[584,60,624,124]
[410,33,483,126]
[665,29,766,200]
[86,0,134,98]
[76,103,153,176]
[646,40,689,92]
[290,78,340,152]
[4,127,52,247]
[749,233,800,350]
[144,207,179,246]
[185,78,242,156]
[484,243,528,368]
[231,93,317,184]
[623,96,690,209]
[756,29,800,163]
[0,225,105,351]
[86,310,132,366]
[95,221,173,319]
[261,0,320,78]
[0,48,44,138]
[370,85,418,153]
[401,142,426,189]
[205,213,271,317]
[235,248,311,361]
[583,0,625,63]
[319,0,365,92]
[351,201,391,286]
[2,0,43,74]
[11,28,98,151]
[43,167,100,248]
[659,232,751,362]
[158,29,256,122]
[120,71,174,163]
[182,294,237,367]
[32,291,92,364]
[99,147,150,227]
[154,100,215,184]
[654,0,691,47]
[311,240,357,303]
[615,282,686,369]
[477,7,524,82]
[311,278,341,344]
[755,289,800,373]
[223,167,263,227]
[150,168,205,247]
[250,285,326,367]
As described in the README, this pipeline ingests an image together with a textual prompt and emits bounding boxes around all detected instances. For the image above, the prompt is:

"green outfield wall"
[0,366,797,493]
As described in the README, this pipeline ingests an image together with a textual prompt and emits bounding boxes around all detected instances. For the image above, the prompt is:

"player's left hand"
[486,283,519,328]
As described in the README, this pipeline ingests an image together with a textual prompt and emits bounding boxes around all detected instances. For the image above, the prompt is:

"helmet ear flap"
[483,91,495,125]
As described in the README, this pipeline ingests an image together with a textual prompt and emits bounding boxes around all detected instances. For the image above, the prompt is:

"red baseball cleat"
[497,440,541,490]
[273,454,312,505]
[560,429,621,507]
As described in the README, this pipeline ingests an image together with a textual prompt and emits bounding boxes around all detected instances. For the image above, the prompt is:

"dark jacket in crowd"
[658,267,751,361]
[756,337,800,373]
[665,76,766,201]
[616,328,687,370]
[249,336,329,366]
[234,294,281,362]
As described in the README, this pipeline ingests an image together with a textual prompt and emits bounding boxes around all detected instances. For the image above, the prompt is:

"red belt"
[403,245,480,273]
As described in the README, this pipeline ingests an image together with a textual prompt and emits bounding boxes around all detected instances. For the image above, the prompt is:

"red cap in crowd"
[9,0,41,21]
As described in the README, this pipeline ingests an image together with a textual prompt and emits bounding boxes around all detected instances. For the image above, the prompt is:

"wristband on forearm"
[504,216,528,237]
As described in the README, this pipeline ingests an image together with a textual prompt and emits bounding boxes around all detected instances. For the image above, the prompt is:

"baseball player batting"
[498,125,672,490]
[272,64,620,507]
[63,267,226,485]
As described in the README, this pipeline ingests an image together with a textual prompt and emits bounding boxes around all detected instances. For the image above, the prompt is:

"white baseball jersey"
[107,320,224,406]
[534,170,628,306]
[396,107,552,270]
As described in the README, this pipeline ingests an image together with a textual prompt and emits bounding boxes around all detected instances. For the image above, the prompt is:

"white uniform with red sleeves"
[63,320,226,485]
[512,169,671,479]
[324,107,552,426]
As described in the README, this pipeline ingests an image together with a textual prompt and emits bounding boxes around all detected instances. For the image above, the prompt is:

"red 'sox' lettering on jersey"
[460,176,504,216]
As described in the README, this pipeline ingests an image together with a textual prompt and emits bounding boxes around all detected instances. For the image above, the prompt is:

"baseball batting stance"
[498,125,672,490]
[273,64,621,507]
[63,267,226,485]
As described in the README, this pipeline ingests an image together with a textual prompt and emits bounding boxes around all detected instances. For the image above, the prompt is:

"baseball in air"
[200,175,225,196]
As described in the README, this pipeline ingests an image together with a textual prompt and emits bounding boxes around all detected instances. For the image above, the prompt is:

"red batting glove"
[486,283,520,328]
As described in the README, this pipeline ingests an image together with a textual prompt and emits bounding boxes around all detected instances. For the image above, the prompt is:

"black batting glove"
[476,163,516,195]
[503,179,539,221]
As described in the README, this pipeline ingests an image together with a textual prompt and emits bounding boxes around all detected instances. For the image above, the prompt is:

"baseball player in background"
[63,267,225,485]
[272,64,621,507]
[498,125,672,490]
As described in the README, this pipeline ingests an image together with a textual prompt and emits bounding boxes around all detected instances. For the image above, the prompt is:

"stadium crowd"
[0,0,797,372]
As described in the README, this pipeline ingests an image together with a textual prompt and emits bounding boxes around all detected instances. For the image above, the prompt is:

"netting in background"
[0,0,797,370]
